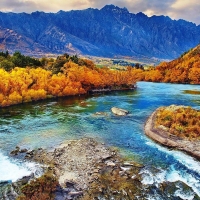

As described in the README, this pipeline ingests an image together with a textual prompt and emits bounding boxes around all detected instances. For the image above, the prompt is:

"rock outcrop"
[0,26,49,56]
[20,138,145,199]
[145,109,200,160]
[111,107,129,116]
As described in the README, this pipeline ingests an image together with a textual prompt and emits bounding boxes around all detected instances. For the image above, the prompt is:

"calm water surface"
[0,82,200,199]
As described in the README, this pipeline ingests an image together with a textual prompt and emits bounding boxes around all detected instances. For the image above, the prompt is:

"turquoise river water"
[0,82,200,199]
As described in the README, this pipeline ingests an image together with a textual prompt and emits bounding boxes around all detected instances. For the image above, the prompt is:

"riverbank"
[144,108,200,160]
[89,85,136,93]
[7,138,146,199]
[0,86,137,109]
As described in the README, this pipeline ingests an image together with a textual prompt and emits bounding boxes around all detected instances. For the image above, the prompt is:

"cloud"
[0,0,39,13]
[114,0,176,16]
[169,0,200,24]
[0,0,199,24]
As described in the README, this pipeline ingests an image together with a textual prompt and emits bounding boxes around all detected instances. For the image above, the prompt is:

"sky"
[0,0,199,25]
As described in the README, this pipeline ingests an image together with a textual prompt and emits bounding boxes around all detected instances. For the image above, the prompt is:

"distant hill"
[144,44,200,84]
[0,5,200,59]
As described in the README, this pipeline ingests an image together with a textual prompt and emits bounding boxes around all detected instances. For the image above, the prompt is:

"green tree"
[0,50,9,58]
[0,60,15,71]
[11,51,41,67]
[11,51,26,67]
[70,55,79,64]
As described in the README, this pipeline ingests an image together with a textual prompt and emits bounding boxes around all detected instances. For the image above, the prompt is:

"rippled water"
[0,82,200,199]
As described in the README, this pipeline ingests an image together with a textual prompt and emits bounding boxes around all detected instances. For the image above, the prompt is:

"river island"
[145,105,200,160]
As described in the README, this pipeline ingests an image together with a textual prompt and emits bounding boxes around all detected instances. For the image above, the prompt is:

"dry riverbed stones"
[9,138,147,199]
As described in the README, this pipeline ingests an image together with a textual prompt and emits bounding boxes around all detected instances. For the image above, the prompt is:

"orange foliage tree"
[143,44,200,84]
[155,106,200,140]
[0,58,136,107]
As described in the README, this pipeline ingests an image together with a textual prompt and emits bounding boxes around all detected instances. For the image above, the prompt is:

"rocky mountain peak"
[101,4,129,14]
[0,5,199,59]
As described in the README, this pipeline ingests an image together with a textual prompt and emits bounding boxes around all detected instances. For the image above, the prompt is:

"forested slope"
[143,44,200,84]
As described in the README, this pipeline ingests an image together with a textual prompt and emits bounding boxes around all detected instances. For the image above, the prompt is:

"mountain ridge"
[0,5,199,59]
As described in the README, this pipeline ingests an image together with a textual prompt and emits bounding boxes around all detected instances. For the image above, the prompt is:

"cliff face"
[0,26,48,55]
[0,5,199,59]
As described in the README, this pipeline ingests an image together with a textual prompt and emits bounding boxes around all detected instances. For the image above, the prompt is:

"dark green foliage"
[11,51,27,67]
[0,50,9,58]
[11,51,42,68]
[63,53,70,59]
[0,51,14,71]
[70,54,79,64]
[40,57,48,66]
[24,56,42,67]
[0,60,14,71]
[0,51,42,71]
[134,63,144,70]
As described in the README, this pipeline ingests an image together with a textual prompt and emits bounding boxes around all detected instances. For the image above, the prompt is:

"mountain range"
[0,5,199,59]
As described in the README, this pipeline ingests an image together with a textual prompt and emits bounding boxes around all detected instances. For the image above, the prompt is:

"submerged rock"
[16,173,34,185]
[111,107,129,116]
[19,148,28,153]
[10,146,28,156]
[93,111,108,116]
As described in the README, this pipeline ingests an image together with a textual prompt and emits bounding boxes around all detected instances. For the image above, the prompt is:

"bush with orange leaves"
[155,105,200,140]
[142,44,200,84]
[0,59,136,107]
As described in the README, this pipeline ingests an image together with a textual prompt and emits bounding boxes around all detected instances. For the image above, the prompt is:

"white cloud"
[168,0,200,24]
[171,0,199,9]
[144,9,157,17]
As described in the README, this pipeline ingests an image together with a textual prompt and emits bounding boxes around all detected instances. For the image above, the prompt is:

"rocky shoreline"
[4,138,148,199]
[2,126,200,199]
[2,136,200,199]
[144,109,200,160]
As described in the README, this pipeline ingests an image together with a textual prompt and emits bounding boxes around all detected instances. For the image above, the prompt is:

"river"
[0,82,200,199]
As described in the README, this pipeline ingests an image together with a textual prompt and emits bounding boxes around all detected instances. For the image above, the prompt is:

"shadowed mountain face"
[0,5,199,59]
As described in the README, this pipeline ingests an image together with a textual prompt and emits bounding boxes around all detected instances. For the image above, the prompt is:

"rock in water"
[111,107,129,116]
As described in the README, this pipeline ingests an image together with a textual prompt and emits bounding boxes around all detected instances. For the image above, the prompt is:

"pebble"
[68,191,83,196]
[123,162,134,166]
[106,161,116,167]
[120,167,130,171]
[131,175,136,179]
[93,169,99,173]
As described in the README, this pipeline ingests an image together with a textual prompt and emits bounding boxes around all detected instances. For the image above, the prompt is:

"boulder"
[111,107,129,116]
[19,148,28,153]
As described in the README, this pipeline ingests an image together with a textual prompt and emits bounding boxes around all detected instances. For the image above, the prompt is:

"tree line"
[0,52,137,107]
